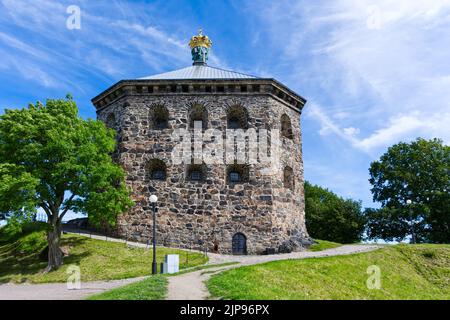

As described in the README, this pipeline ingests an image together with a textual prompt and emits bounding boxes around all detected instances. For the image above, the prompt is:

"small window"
[226,164,249,184]
[148,159,167,181]
[152,170,166,180]
[228,118,240,129]
[155,118,168,129]
[229,172,240,182]
[190,170,202,181]
[150,105,169,130]
[186,163,206,182]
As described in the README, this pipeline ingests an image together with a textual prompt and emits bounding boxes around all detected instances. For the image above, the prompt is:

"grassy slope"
[208,245,450,300]
[88,275,168,300]
[86,262,241,300]
[309,240,342,252]
[0,231,207,284]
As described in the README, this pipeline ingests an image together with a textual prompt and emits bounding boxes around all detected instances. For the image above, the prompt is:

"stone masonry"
[92,44,311,254]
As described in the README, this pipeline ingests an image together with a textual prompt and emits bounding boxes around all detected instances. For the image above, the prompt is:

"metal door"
[232,233,247,255]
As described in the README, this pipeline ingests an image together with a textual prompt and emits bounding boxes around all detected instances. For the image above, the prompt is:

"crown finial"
[189,29,212,66]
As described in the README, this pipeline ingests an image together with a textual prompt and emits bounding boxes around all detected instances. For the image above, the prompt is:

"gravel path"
[166,244,381,300]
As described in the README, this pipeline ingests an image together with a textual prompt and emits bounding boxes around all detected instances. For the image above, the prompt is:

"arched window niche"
[105,113,116,129]
[226,163,249,184]
[281,114,293,140]
[283,166,294,190]
[227,105,249,130]
[186,163,207,182]
[188,104,208,130]
[147,159,167,181]
[149,105,169,130]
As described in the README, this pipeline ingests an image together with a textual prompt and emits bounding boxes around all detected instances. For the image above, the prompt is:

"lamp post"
[406,199,416,244]
[149,194,158,274]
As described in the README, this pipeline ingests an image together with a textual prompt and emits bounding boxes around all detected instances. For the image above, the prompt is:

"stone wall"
[96,85,310,254]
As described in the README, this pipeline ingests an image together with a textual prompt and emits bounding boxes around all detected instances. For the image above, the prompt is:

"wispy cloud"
[252,0,450,154]
[0,0,217,89]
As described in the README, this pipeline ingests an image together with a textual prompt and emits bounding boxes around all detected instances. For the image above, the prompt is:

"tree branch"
[59,193,76,219]
[40,202,52,219]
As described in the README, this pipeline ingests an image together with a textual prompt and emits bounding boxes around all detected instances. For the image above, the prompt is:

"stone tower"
[91,31,310,254]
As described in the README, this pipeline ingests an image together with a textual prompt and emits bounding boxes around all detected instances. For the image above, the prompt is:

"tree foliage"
[0,97,133,270]
[367,138,450,243]
[305,181,366,243]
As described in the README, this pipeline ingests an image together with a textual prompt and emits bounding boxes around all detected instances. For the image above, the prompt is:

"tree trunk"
[45,221,63,272]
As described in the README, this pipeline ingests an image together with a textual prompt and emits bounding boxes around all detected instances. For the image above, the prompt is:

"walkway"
[0,277,147,300]
[166,244,381,300]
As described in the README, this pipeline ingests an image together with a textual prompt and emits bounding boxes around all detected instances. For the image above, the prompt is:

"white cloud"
[343,127,360,137]
[355,113,424,152]
[257,0,450,154]
[0,0,210,88]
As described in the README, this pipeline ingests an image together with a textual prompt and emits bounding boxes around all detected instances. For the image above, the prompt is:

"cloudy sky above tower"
[1,0,449,208]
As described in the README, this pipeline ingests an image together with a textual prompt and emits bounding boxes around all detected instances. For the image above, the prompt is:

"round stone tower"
[91,30,311,254]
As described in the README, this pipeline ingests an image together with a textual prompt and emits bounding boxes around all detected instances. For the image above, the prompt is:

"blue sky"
[1,0,449,213]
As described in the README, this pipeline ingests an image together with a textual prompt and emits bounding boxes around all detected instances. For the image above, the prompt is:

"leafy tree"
[0,97,133,271]
[367,138,450,243]
[305,181,366,243]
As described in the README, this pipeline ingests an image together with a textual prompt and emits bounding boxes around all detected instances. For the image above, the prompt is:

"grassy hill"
[207,245,450,300]
[0,228,207,284]
[309,239,342,252]
[88,275,168,300]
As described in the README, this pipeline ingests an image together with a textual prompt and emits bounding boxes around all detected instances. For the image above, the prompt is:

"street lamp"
[149,194,158,274]
[406,199,416,244]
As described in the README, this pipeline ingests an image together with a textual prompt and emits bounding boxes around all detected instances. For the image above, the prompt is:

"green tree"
[0,97,133,271]
[367,138,450,243]
[305,181,366,243]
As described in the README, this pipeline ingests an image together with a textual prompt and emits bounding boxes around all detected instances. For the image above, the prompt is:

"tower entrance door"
[232,233,247,255]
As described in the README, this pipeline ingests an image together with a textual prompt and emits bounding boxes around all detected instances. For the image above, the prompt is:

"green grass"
[309,239,342,252]
[85,261,240,300]
[0,230,208,284]
[207,244,450,300]
[88,275,167,300]
[172,262,240,276]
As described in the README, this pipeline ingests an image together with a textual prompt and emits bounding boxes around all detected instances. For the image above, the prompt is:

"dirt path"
[166,244,381,300]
